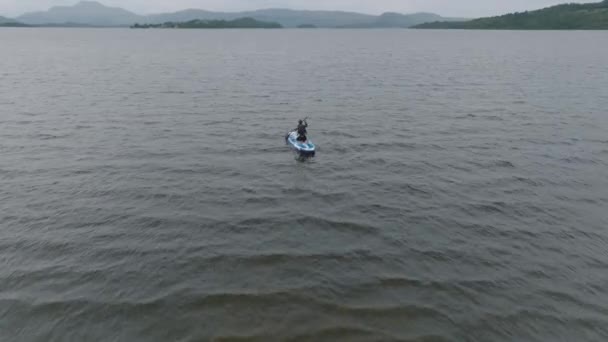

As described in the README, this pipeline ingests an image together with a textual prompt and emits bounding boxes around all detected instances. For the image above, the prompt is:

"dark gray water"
[1,28,608,341]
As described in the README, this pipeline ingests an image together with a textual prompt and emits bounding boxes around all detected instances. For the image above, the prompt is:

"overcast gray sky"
[0,0,596,18]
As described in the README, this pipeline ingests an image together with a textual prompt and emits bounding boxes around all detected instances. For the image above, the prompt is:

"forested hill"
[414,1,608,30]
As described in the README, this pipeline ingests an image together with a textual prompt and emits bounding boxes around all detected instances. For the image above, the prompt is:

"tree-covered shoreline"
[131,17,282,29]
[414,0,608,30]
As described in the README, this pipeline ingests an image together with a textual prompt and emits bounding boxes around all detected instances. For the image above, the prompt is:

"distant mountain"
[0,15,16,23]
[17,1,140,26]
[376,12,443,27]
[0,16,29,27]
[145,9,215,24]
[145,9,377,28]
[14,1,455,28]
[341,12,461,28]
[414,0,608,29]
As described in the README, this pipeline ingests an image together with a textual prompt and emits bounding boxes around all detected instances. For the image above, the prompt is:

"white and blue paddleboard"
[285,131,316,157]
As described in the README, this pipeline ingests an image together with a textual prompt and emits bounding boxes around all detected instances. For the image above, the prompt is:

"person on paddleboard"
[296,119,308,142]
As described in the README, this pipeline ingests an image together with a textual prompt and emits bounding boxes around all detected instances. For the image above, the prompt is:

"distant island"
[414,0,608,30]
[297,24,317,28]
[131,17,282,29]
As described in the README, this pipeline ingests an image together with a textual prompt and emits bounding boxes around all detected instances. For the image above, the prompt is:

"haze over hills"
[17,1,140,26]
[146,8,377,28]
[414,0,608,29]
[0,16,29,26]
[342,12,456,28]
[0,15,16,24]
[10,1,460,28]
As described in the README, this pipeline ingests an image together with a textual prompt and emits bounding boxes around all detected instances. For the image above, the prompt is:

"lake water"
[1,28,607,341]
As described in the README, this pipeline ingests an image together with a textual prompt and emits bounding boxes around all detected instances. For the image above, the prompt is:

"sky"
[0,0,597,18]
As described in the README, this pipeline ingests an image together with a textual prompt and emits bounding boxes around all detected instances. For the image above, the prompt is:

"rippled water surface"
[1,28,608,341]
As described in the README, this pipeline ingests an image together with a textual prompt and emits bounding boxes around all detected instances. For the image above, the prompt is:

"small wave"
[158,90,185,94]
[513,176,544,186]
[494,160,515,168]
[470,309,608,340]
[0,297,163,318]
[561,156,600,165]
[204,119,236,126]
[294,216,379,235]
[34,133,70,140]
[283,326,388,342]
[468,159,515,169]
[201,249,385,267]
[540,289,608,315]
[471,202,507,214]
[455,113,477,119]
[72,169,94,175]
[243,196,281,206]
[212,334,271,342]
[358,141,418,151]
[185,291,299,308]
[324,130,359,138]
[482,115,505,121]
[317,302,455,326]
[401,183,432,196]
